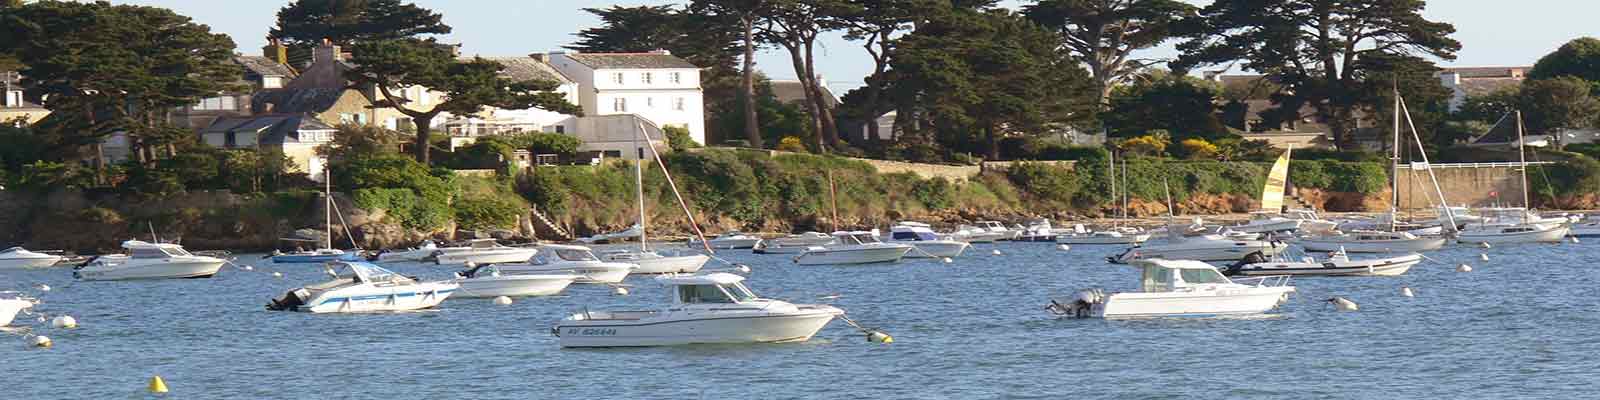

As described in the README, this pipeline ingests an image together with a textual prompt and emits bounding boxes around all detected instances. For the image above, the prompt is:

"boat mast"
[1516,110,1530,223]
[1390,85,1401,232]
[325,168,333,250]
[1121,154,1129,223]
[1399,95,1458,231]
[827,169,841,232]
[1109,151,1117,229]
[633,121,648,251]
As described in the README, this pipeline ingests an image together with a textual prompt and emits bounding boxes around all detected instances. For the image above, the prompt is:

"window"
[193,96,236,111]
[679,284,734,304]
[641,72,653,84]
[1140,266,1173,292]
[673,97,685,111]
[613,97,627,112]
[262,76,283,89]
[611,72,624,84]
[3,90,20,107]
[554,125,565,134]
[669,72,681,84]
[645,97,654,108]
[1178,268,1229,285]
[354,113,368,126]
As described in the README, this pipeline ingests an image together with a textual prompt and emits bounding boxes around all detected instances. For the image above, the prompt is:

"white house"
[200,114,337,180]
[1437,66,1529,112]
[442,56,581,140]
[545,50,705,146]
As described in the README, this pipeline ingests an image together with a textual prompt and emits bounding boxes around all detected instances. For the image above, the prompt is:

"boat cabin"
[330,262,416,286]
[890,223,939,241]
[1132,259,1235,292]
[466,239,507,249]
[123,240,194,258]
[531,244,601,264]
[658,273,758,305]
[832,231,884,245]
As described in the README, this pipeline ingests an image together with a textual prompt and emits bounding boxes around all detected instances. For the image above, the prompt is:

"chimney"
[263,38,289,65]
[313,38,342,64]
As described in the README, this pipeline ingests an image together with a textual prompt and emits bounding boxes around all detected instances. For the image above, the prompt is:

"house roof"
[1439,66,1530,79]
[251,87,347,114]
[235,56,295,78]
[770,80,839,108]
[1456,77,1522,97]
[203,114,335,145]
[468,56,573,84]
[563,52,698,69]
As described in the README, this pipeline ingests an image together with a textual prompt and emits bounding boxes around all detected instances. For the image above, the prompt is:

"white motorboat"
[976,221,1019,241]
[1055,225,1151,245]
[600,250,708,274]
[554,273,843,347]
[451,264,576,298]
[1456,222,1570,244]
[753,232,836,254]
[1570,215,1600,238]
[496,244,634,284]
[434,239,539,266]
[1228,212,1305,234]
[373,241,440,262]
[74,240,226,281]
[1016,219,1068,242]
[949,224,1010,243]
[0,247,63,269]
[1109,234,1286,264]
[1047,259,1294,318]
[888,222,970,258]
[575,224,643,244]
[794,232,913,265]
[266,261,456,313]
[0,292,37,327]
[1222,249,1423,277]
[1296,230,1447,253]
[688,232,764,249]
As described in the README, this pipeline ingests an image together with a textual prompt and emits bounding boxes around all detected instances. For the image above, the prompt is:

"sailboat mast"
[325,168,333,250]
[633,122,648,251]
[1516,110,1530,223]
[1109,151,1117,228]
[1399,95,1458,231]
[1390,86,1401,232]
[1121,154,1129,222]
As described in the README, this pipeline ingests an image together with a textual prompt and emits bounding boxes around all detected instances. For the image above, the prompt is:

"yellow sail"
[1261,146,1292,212]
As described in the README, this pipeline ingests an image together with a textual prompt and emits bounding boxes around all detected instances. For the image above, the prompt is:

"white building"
[545,50,705,146]
[1437,66,1529,112]
[443,56,581,139]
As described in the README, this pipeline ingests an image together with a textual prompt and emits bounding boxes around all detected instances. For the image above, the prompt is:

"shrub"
[1117,134,1169,156]
[1005,163,1081,205]
[1177,138,1220,160]
[353,187,452,230]
[79,207,124,224]
[663,126,699,151]
[518,132,582,154]
[776,136,808,153]
[1321,162,1388,193]
[911,177,955,210]
[515,167,572,215]
[453,196,525,230]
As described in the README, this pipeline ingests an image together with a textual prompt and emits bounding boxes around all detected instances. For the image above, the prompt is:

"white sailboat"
[1058,152,1152,245]
[1457,111,1570,244]
[272,169,361,263]
[599,120,709,274]
[1298,90,1453,252]
[1222,248,1423,277]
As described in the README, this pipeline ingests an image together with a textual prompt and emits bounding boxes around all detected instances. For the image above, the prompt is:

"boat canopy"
[0,247,20,254]
[660,273,757,304]
[1134,259,1234,292]
[656,272,745,286]
[336,262,411,284]
[895,221,932,228]
[123,240,193,257]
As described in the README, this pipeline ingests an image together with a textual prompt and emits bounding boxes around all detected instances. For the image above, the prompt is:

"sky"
[114,0,1600,94]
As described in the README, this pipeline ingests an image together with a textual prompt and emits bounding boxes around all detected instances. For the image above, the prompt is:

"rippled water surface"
[5,241,1598,399]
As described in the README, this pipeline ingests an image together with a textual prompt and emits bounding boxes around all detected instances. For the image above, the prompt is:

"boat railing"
[1231,275,1292,288]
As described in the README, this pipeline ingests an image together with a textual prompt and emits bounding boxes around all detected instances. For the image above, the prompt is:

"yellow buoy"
[868,331,893,344]
[492,296,513,306]
[149,376,169,393]
[32,335,52,348]
[50,315,77,329]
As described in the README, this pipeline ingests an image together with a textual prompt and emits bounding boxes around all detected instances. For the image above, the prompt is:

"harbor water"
[4,241,1597,399]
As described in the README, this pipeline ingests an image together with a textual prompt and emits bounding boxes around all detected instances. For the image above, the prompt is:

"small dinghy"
[753,232,836,254]
[0,247,63,270]
[1222,249,1423,277]
[1047,259,1294,318]
[688,232,765,250]
[0,292,37,327]
[267,262,456,313]
[553,273,844,347]
[496,244,635,284]
[451,264,577,298]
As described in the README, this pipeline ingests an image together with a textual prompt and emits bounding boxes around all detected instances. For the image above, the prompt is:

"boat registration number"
[566,328,617,336]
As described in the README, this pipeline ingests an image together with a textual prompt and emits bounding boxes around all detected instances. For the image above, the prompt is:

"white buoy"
[50,315,77,329]
[465,261,477,269]
[1479,242,1491,249]
[31,336,52,348]
[1400,286,1415,298]
[736,265,752,273]
[1057,244,1070,251]
[1327,297,1359,312]
[492,296,513,306]
[941,257,953,263]
[991,249,1002,256]
[613,287,630,296]
[1479,253,1489,261]
[1456,264,1473,273]
[242,265,254,271]
[272,271,284,278]
[1571,236,1581,244]
[35,283,50,292]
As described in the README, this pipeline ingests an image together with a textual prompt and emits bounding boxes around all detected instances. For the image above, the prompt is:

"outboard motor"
[1222,251,1267,276]
[1046,289,1105,318]
[266,288,311,311]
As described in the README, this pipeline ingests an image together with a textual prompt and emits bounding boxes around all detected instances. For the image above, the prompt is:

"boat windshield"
[679,284,736,304]
[553,248,598,262]
[726,282,758,302]
[1178,268,1230,285]
[0,247,19,254]
[1140,266,1173,292]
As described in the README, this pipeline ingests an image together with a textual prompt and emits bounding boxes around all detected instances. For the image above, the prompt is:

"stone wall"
[1395,164,1527,210]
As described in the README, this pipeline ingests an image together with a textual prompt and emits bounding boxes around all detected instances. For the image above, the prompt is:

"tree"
[2,1,239,172]
[1023,0,1196,106]
[269,0,449,55]
[567,5,739,71]
[1529,37,1600,83]
[1175,0,1460,148]
[318,123,404,161]
[1102,69,1228,140]
[344,38,581,165]
[691,0,773,148]
[1518,76,1600,137]
[834,0,936,143]
[759,0,858,150]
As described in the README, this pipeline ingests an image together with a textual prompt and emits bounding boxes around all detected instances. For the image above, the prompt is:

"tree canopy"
[1023,0,1196,105]
[269,0,450,48]
[1529,37,1600,83]
[567,5,740,72]
[1103,70,1228,141]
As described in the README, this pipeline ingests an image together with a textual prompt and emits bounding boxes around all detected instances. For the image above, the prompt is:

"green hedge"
[353,187,451,230]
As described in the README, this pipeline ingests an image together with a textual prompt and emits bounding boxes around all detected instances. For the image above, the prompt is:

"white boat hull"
[0,256,63,270]
[498,263,633,284]
[298,282,457,313]
[900,241,970,258]
[1098,288,1294,318]
[1056,234,1151,245]
[435,248,539,266]
[1298,237,1447,253]
[75,258,225,281]
[753,245,810,254]
[0,298,33,326]
[1231,220,1302,234]
[626,254,710,274]
[691,238,764,250]
[1113,241,1286,263]
[455,275,575,298]
[376,249,436,262]
[1457,225,1570,244]
[952,232,1010,243]
[794,245,911,265]
[1230,254,1423,277]
[556,307,840,347]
